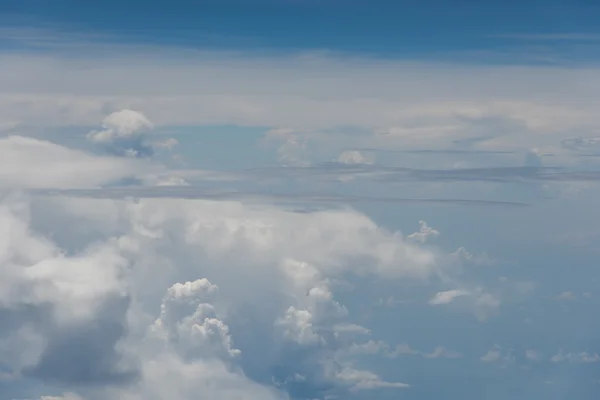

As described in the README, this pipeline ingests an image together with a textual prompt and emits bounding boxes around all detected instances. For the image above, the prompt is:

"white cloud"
[449,247,496,267]
[87,109,154,157]
[346,340,391,356]
[480,345,514,365]
[551,350,600,364]
[333,366,409,391]
[390,343,421,357]
[424,346,463,359]
[148,279,241,360]
[110,354,287,400]
[0,194,449,399]
[88,109,153,143]
[3,41,600,160]
[429,289,469,305]
[0,136,146,189]
[337,150,373,165]
[407,220,440,243]
[345,340,461,360]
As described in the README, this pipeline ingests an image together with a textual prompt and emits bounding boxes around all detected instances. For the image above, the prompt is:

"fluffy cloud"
[0,193,451,399]
[0,136,146,188]
[87,109,154,157]
[407,220,440,243]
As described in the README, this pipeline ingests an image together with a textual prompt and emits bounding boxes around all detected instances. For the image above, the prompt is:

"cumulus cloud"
[87,109,154,158]
[2,25,599,400]
[0,194,458,399]
[407,220,440,243]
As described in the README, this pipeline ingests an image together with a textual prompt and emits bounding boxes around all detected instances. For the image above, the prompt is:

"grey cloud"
[28,186,529,208]
[354,148,515,155]
[561,137,600,157]
[23,295,138,386]
[247,163,600,184]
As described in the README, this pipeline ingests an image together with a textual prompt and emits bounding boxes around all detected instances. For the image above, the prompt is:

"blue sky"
[0,1,600,400]
[3,0,600,60]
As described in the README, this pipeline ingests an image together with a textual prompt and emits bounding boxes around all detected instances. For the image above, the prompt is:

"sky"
[1,1,600,399]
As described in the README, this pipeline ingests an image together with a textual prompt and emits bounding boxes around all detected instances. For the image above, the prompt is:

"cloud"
[247,163,600,185]
[152,137,179,149]
[0,136,147,189]
[87,109,154,158]
[525,349,542,362]
[40,394,85,400]
[407,220,440,243]
[0,194,458,399]
[429,289,469,305]
[494,33,600,41]
[524,149,543,167]
[424,346,463,359]
[561,137,600,152]
[33,186,529,208]
[0,198,136,388]
[480,345,514,366]
[556,291,576,301]
[4,37,600,162]
[551,350,600,364]
[345,340,461,360]
[337,150,373,165]
[333,366,409,391]
[449,247,497,267]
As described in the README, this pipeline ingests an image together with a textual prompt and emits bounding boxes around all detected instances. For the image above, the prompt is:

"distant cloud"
[429,289,469,305]
[525,349,542,362]
[551,350,600,364]
[246,163,600,185]
[494,33,600,41]
[337,150,373,165]
[87,109,154,158]
[407,220,440,243]
[153,137,179,149]
[346,340,461,360]
[556,291,576,301]
[480,345,514,365]
[0,135,145,189]
[30,186,530,208]
[424,346,464,359]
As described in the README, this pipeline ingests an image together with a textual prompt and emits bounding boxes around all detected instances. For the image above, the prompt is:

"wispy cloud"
[29,187,530,208]
[494,33,600,41]
[246,163,600,184]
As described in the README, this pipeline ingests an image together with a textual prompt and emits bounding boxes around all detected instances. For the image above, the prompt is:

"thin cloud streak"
[27,187,529,208]
[246,163,600,184]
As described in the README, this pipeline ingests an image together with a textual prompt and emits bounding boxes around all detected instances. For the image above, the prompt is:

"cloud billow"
[87,109,154,158]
